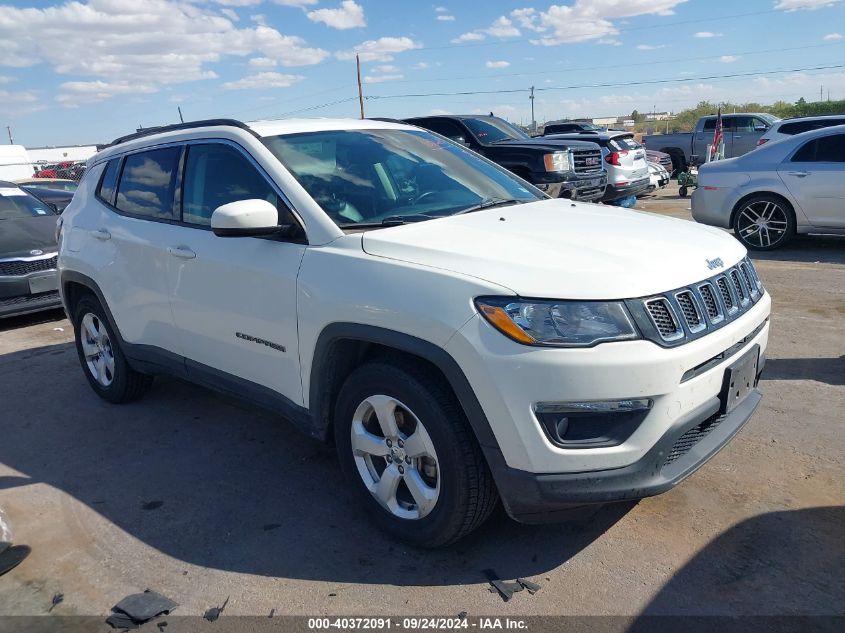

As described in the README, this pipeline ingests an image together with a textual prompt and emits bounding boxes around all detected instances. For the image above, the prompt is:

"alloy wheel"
[350,395,440,520]
[80,313,115,387]
[736,200,790,248]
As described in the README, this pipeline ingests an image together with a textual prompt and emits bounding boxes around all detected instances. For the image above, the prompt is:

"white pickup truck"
[58,117,771,546]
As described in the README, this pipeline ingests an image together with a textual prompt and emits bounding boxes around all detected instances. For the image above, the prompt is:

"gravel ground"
[1,183,842,620]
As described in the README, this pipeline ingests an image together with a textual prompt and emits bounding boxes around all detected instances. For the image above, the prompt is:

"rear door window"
[791,134,845,162]
[115,147,181,220]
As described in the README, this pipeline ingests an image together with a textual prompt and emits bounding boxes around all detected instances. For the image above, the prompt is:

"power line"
[365,62,845,101]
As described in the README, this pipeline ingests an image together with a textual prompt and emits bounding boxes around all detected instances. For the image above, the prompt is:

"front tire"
[732,194,795,250]
[73,295,153,403]
[334,362,497,547]
[678,185,688,198]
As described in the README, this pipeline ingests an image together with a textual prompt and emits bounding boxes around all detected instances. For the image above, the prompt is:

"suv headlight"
[475,297,640,347]
[543,151,571,172]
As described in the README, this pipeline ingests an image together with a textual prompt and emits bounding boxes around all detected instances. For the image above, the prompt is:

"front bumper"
[535,173,607,202]
[489,386,762,523]
[0,260,61,318]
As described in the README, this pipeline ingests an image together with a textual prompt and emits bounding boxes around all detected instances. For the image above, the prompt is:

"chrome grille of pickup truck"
[633,257,764,346]
[572,149,603,173]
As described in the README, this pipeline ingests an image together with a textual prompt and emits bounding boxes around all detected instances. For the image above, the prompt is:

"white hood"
[361,199,745,299]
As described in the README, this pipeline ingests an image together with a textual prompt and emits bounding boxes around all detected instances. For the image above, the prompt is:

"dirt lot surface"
[1,184,843,620]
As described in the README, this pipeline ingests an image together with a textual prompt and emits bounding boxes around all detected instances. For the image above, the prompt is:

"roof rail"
[107,118,256,148]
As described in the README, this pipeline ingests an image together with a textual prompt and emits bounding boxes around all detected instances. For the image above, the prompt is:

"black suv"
[403,115,607,202]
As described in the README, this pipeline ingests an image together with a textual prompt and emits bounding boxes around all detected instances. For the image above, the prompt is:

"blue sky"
[1,0,844,146]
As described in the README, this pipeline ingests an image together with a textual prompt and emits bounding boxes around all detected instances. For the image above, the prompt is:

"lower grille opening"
[0,291,60,308]
[663,414,724,468]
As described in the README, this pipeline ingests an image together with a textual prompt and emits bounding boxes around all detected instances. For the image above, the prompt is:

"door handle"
[91,229,111,241]
[167,246,196,259]
[733,135,743,138]
[788,171,810,178]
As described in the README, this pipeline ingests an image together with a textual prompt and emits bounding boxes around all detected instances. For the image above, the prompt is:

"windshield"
[0,187,56,220]
[264,129,543,229]
[462,118,530,144]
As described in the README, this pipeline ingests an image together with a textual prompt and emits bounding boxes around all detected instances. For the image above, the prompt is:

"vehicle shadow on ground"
[0,341,632,586]
[749,235,845,266]
[629,506,845,620]
[0,308,65,333]
[762,357,845,386]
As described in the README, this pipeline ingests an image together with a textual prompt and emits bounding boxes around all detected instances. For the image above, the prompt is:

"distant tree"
[796,97,807,107]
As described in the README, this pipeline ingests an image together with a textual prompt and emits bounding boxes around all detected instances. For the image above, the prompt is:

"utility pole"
[6,126,13,145]
[178,106,184,123]
[356,54,365,119]
[529,86,535,134]
[820,85,823,102]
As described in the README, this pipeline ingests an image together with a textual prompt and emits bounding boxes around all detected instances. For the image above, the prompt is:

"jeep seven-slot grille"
[698,283,721,321]
[573,149,603,173]
[0,255,57,277]
[645,298,681,339]
[676,291,704,331]
[717,277,735,312]
[638,257,764,345]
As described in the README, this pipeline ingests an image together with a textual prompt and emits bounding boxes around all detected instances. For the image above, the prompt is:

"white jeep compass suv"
[58,118,770,547]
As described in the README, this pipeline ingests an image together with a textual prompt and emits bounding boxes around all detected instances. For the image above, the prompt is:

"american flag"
[711,106,723,159]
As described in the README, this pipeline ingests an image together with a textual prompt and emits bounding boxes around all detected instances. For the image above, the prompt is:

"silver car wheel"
[350,395,440,520]
[80,313,115,387]
[737,200,789,248]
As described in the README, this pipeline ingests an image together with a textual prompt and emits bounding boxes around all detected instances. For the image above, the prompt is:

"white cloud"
[213,0,262,5]
[0,88,40,114]
[637,44,667,50]
[222,71,304,89]
[336,36,421,62]
[307,1,366,29]
[774,0,840,10]
[249,56,277,67]
[525,0,689,45]
[823,32,843,40]
[434,6,449,12]
[486,60,511,68]
[693,31,722,38]
[452,15,521,43]
[451,31,485,43]
[437,14,455,21]
[428,108,453,115]
[273,0,318,6]
[219,8,239,20]
[57,80,157,106]
[373,64,399,73]
[363,73,403,83]
[0,1,329,105]
[412,62,430,69]
[510,8,545,31]
[0,75,14,84]
[719,55,739,63]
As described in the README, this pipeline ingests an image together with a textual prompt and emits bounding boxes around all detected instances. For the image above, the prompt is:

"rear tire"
[334,361,497,547]
[72,295,153,403]
[678,186,688,198]
[732,194,795,250]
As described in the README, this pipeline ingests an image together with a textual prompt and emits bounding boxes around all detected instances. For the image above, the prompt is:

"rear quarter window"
[96,159,120,205]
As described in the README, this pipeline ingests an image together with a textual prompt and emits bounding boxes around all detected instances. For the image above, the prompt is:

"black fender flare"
[309,323,501,452]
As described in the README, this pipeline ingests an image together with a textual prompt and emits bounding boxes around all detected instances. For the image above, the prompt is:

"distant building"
[645,111,674,121]
[27,145,98,164]
[591,116,619,126]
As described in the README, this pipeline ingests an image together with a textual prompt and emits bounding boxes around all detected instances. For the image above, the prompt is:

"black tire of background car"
[732,194,796,251]
[73,295,153,404]
[334,361,498,548]
[678,186,688,198]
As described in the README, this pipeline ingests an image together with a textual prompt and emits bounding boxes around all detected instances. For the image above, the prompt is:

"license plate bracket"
[28,273,58,295]
[720,345,759,414]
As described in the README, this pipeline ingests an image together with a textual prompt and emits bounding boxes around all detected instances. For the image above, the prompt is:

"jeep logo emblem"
[706,257,724,270]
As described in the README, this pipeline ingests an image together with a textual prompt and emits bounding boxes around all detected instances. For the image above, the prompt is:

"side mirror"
[450,135,470,146]
[211,199,281,237]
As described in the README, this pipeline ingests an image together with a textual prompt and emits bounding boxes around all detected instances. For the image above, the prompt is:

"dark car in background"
[645,149,675,176]
[0,181,62,318]
[403,115,607,202]
[541,121,612,135]
[16,178,79,192]
[20,185,74,214]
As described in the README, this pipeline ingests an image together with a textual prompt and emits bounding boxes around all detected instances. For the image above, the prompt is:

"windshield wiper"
[454,198,526,215]
[339,213,436,229]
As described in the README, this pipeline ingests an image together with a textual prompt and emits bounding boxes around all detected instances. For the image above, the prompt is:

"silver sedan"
[691,124,845,250]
